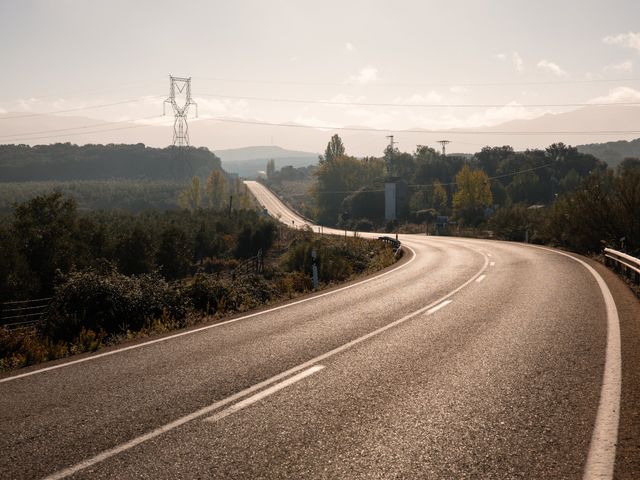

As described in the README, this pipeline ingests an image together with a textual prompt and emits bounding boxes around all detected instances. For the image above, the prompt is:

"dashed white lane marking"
[43,251,489,479]
[490,261,496,267]
[476,275,487,283]
[205,366,325,423]
[426,300,453,315]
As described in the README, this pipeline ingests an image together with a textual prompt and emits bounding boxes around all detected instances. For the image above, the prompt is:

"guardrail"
[0,297,51,329]
[378,236,403,259]
[604,248,640,285]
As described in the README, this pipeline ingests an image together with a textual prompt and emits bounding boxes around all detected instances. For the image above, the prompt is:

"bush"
[186,273,279,315]
[45,269,191,342]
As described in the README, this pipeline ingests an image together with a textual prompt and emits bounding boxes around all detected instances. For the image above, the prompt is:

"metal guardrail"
[604,248,640,285]
[0,297,51,329]
[378,236,403,259]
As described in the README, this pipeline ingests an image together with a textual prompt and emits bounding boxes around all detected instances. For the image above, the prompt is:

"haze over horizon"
[2,0,640,155]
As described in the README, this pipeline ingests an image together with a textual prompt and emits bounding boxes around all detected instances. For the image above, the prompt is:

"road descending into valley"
[1,180,638,479]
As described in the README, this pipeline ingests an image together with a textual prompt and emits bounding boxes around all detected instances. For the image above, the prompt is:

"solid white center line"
[476,274,486,283]
[205,365,325,423]
[426,300,452,315]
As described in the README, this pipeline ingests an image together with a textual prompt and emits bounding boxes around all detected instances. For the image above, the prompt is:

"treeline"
[0,143,223,181]
[313,135,607,226]
[0,192,397,370]
[310,135,640,254]
[0,180,185,213]
[0,192,276,301]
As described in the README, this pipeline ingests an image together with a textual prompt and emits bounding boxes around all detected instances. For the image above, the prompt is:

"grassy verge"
[0,233,397,372]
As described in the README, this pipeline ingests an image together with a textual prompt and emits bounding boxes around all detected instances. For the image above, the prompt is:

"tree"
[178,176,201,211]
[266,158,276,179]
[156,227,192,280]
[453,165,493,225]
[320,134,345,164]
[12,192,79,295]
[115,227,155,275]
[204,170,227,210]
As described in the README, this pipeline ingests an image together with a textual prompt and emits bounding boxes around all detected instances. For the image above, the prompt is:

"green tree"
[453,165,493,225]
[115,227,155,275]
[178,176,201,211]
[204,170,227,210]
[12,192,79,295]
[156,227,192,280]
[320,134,345,164]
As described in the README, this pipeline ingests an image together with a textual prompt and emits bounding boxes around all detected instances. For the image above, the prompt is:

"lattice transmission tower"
[163,76,198,147]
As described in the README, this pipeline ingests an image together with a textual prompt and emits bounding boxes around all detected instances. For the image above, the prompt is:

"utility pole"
[437,139,450,156]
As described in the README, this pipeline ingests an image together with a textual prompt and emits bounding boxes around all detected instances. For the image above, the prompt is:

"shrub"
[45,269,191,342]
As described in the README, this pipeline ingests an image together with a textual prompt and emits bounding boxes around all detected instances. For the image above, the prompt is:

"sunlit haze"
[2,0,640,155]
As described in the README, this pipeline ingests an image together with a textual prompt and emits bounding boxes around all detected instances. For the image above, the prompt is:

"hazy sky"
[2,0,640,149]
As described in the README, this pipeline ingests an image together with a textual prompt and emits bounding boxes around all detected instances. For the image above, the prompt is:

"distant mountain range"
[213,146,319,177]
[1,105,639,173]
[576,138,640,169]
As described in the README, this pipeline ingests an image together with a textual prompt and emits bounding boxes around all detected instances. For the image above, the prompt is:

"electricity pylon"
[164,76,197,146]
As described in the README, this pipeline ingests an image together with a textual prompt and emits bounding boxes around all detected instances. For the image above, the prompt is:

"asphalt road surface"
[1,181,638,479]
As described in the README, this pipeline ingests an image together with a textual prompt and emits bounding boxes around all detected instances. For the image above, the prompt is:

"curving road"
[0,181,637,479]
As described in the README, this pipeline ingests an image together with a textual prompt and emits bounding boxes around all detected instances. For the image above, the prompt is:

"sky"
[1,0,640,153]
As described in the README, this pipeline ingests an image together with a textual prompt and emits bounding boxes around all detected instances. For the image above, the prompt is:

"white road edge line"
[426,300,452,315]
[204,365,325,423]
[476,274,486,283]
[1,246,417,384]
[42,252,489,480]
[529,246,621,480]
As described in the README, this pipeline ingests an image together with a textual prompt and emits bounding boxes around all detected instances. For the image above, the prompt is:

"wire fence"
[1,297,51,329]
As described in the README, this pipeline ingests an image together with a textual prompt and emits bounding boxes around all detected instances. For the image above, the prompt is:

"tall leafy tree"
[320,134,345,164]
[453,165,493,225]
[178,176,201,211]
[205,170,227,210]
[12,192,79,294]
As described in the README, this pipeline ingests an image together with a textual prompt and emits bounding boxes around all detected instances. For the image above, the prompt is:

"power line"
[195,75,640,88]
[0,115,165,139]
[197,92,640,109]
[203,117,640,136]
[307,163,558,195]
[0,96,164,121]
[0,116,165,143]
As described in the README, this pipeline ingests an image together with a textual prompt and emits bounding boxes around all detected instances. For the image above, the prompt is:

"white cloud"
[345,42,356,53]
[604,60,633,73]
[603,32,640,52]
[537,59,568,77]
[512,52,524,72]
[348,66,378,84]
[588,86,640,104]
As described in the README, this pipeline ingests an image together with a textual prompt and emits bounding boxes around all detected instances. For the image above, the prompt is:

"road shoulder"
[586,259,640,479]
